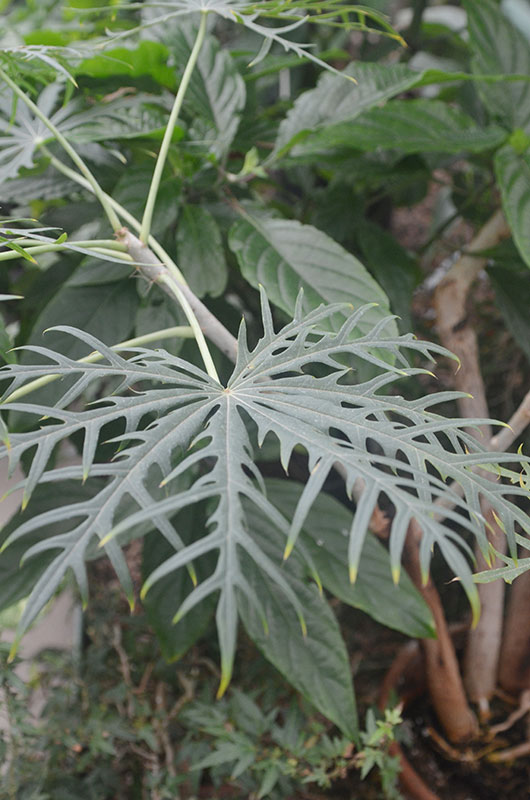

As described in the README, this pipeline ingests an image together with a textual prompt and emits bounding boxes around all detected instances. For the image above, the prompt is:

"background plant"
[1,0,530,797]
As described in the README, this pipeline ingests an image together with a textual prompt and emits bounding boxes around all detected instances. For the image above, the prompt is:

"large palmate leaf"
[1,293,529,695]
[109,1,399,77]
[0,83,169,181]
[464,0,530,131]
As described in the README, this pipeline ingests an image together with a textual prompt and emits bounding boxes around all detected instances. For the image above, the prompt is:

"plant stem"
[0,243,131,263]
[2,325,194,405]
[40,147,187,286]
[0,67,121,232]
[119,229,221,381]
[434,209,512,712]
[139,11,208,244]
[4,239,126,251]
[43,149,238,367]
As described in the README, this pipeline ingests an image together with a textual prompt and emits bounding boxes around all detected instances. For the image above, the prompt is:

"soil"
[403,696,530,800]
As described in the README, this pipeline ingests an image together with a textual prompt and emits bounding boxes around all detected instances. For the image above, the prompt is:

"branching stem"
[42,149,238,367]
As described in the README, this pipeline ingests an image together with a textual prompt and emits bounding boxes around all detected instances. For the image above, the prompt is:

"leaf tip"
[391,565,400,585]
[283,541,294,561]
[216,669,230,699]
[349,565,357,584]
[98,532,112,548]
[8,639,19,663]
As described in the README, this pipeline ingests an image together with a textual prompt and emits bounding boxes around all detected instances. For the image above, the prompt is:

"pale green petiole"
[2,325,194,405]
[0,242,131,263]
[40,148,220,381]
[139,10,208,244]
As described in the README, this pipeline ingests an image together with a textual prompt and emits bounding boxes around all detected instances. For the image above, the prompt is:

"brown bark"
[404,521,479,742]
[498,569,530,694]
[433,210,511,709]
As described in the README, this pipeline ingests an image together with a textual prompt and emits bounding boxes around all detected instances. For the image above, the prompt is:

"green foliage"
[0,604,403,800]
[1,1,530,795]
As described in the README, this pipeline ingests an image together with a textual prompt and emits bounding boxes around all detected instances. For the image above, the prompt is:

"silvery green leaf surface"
[1,292,528,692]
[0,83,169,182]
[102,1,400,77]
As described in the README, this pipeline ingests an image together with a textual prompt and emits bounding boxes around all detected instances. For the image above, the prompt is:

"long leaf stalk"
[118,228,221,381]
[139,10,208,244]
[0,242,131,263]
[42,149,238,366]
[33,143,221,379]
[2,239,127,251]
[2,325,194,405]
[0,67,121,233]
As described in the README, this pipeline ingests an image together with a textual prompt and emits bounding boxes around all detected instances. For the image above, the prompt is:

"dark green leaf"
[0,312,16,365]
[249,480,435,639]
[239,556,358,739]
[13,282,138,421]
[495,144,530,269]
[488,266,530,363]
[142,506,216,663]
[274,62,423,157]
[290,100,506,158]
[62,94,172,143]
[0,482,97,614]
[173,26,245,160]
[464,0,530,130]
[176,205,228,298]
[229,213,396,341]
[357,222,422,333]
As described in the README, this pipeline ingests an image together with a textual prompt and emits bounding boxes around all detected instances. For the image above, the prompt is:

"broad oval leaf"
[176,204,228,297]
[287,99,506,158]
[228,213,396,342]
[274,61,423,158]
[239,559,358,739]
[488,265,530,361]
[464,0,530,131]
[495,144,530,269]
[251,479,435,639]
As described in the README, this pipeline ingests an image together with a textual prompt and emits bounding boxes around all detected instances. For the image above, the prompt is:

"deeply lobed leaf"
[1,293,529,689]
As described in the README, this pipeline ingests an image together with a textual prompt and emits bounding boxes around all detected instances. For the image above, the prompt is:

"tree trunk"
[463,509,507,714]
[498,569,530,693]
[433,209,511,710]
[405,521,478,743]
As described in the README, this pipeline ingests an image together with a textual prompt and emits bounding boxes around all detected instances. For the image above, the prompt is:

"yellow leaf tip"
[283,541,294,561]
